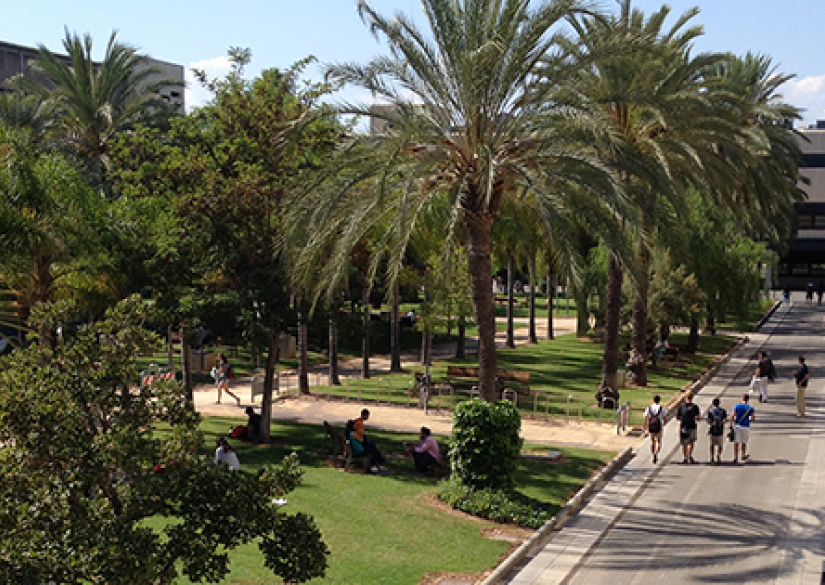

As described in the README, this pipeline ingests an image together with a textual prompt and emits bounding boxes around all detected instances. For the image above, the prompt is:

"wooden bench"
[443,366,531,395]
[323,421,371,472]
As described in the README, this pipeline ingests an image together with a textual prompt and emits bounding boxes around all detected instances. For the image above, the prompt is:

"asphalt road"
[506,297,824,585]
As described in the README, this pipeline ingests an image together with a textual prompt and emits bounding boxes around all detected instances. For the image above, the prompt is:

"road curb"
[480,446,634,585]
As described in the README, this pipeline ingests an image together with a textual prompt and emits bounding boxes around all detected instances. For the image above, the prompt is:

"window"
[812,264,825,276]
[797,215,814,228]
[792,264,810,276]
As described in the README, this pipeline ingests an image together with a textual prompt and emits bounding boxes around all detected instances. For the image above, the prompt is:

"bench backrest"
[446,365,480,378]
[324,421,346,446]
[446,365,530,383]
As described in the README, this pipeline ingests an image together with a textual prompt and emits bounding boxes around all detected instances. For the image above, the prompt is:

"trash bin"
[616,369,626,389]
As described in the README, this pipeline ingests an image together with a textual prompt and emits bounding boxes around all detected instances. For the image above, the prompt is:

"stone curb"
[751,300,782,332]
[480,446,634,585]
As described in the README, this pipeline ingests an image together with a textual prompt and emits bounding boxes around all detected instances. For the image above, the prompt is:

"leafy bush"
[438,478,554,529]
[450,400,522,490]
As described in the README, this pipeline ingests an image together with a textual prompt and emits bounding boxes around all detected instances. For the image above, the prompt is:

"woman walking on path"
[216,353,241,406]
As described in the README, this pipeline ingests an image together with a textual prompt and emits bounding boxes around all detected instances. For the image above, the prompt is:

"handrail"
[566,394,582,423]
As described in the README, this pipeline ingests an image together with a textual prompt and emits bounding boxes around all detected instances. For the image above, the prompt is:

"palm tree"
[565,1,738,388]
[319,0,624,400]
[14,30,180,192]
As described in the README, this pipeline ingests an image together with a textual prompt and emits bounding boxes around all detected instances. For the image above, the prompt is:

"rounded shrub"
[449,399,523,491]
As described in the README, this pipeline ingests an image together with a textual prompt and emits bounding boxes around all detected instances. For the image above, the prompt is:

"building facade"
[776,123,825,289]
[0,39,185,111]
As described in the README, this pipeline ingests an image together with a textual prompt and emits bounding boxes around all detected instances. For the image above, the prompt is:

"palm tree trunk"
[686,317,699,353]
[546,254,555,340]
[390,280,402,372]
[328,315,341,385]
[705,303,717,335]
[298,303,310,394]
[465,212,498,402]
[629,219,652,387]
[180,327,193,402]
[361,288,370,379]
[506,253,515,349]
[456,315,466,359]
[574,286,590,337]
[599,253,623,403]
[261,332,279,444]
[528,256,538,344]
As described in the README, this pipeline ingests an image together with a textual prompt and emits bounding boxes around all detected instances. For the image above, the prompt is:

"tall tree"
[319,0,622,400]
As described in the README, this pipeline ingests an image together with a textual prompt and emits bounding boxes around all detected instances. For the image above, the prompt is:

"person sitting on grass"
[404,426,441,473]
[214,436,241,471]
[347,409,386,473]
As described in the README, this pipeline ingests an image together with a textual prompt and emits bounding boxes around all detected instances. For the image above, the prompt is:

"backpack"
[709,409,726,436]
[648,406,663,433]
[767,360,777,382]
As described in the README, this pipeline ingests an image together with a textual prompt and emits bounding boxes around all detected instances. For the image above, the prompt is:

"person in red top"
[350,409,386,471]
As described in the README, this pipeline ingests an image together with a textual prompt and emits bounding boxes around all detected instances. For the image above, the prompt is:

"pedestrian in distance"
[676,391,702,464]
[754,351,776,403]
[731,394,755,463]
[782,285,790,304]
[643,395,667,464]
[792,355,810,418]
[817,280,825,305]
[806,280,814,303]
[706,397,728,464]
[215,353,241,406]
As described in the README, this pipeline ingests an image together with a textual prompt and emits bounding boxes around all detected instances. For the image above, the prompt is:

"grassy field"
[159,417,612,584]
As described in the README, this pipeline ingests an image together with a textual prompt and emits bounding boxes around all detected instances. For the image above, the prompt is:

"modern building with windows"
[0,39,185,111]
[776,122,825,289]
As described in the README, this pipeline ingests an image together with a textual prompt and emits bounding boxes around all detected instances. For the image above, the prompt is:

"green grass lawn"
[160,417,611,584]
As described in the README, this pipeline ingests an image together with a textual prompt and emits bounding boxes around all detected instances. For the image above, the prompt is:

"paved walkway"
[193,315,638,451]
[504,294,824,584]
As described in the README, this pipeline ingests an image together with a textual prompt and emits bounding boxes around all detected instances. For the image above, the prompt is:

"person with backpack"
[754,351,776,403]
[676,391,702,464]
[706,397,728,464]
[643,395,667,464]
[731,394,755,463]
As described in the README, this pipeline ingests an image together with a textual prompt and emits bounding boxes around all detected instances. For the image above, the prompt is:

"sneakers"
[689,457,696,464]
[732,457,738,464]
[743,454,750,461]
[682,458,688,464]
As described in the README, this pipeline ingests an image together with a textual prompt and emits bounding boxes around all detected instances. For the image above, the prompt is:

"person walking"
[676,391,702,464]
[216,353,241,406]
[731,394,755,463]
[706,397,728,464]
[793,355,810,418]
[754,351,776,403]
[643,395,667,464]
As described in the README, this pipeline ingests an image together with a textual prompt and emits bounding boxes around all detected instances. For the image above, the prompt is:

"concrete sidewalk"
[503,296,824,584]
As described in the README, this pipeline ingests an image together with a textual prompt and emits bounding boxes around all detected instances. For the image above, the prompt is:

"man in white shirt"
[643,395,667,464]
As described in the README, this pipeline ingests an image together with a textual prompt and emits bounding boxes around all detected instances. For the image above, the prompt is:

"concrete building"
[0,39,185,111]
[777,122,825,289]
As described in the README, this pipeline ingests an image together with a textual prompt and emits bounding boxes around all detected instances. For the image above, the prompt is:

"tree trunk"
[705,303,717,335]
[328,315,341,385]
[528,255,538,344]
[390,280,402,372]
[598,253,623,405]
[629,219,652,387]
[546,254,555,340]
[574,287,590,337]
[260,332,280,444]
[465,212,498,401]
[455,315,466,359]
[167,324,175,369]
[506,253,515,349]
[361,288,370,379]
[180,326,193,402]
[686,317,699,353]
[298,304,310,394]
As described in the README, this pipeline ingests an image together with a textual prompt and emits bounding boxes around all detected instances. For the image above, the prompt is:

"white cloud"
[785,75,825,126]
[185,55,232,112]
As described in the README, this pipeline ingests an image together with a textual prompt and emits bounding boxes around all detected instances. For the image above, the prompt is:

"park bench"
[323,421,371,472]
[443,366,531,395]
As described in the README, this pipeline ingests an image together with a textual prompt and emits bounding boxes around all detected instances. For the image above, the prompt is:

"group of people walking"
[644,351,811,464]
[644,391,755,464]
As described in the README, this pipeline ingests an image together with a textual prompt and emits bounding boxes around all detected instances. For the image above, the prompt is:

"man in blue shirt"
[731,394,755,464]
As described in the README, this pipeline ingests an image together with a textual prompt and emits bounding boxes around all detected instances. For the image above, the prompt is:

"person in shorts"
[731,394,755,463]
[643,395,667,464]
[706,397,728,464]
[676,391,702,464]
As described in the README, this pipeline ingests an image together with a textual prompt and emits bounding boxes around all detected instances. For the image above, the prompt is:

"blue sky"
[4,1,825,124]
